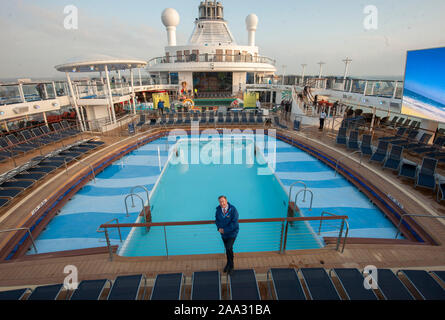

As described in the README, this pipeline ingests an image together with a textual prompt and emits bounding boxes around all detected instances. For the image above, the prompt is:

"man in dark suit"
[215,195,239,275]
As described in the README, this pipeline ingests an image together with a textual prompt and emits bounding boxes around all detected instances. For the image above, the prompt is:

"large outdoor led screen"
[402,46,445,123]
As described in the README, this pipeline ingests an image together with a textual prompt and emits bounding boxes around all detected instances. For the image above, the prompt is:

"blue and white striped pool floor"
[29,134,403,255]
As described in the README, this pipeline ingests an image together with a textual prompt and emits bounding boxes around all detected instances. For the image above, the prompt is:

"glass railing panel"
[22,83,44,102]
[351,80,366,94]
[372,81,395,98]
[45,83,56,99]
[0,85,22,105]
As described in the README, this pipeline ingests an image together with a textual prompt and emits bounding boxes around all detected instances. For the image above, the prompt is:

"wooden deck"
[1,120,445,288]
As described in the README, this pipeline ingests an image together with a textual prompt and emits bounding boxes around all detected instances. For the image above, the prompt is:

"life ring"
[231,100,239,107]
[182,99,194,108]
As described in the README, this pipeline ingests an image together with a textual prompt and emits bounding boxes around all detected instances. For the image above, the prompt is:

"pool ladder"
[288,181,314,212]
[124,185,151,232]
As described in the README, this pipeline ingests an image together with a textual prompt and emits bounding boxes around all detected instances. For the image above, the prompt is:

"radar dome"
[161,8,180,27]
[246,14,258,30]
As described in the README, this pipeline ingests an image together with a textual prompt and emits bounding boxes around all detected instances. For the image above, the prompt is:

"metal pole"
[163,226,169,258]
[104,228,113,261]
[337,220,345,251]
[66,73,85,131]
[104,65,117,124]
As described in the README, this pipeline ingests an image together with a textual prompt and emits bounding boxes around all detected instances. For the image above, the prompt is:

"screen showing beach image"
[402,47,445,122]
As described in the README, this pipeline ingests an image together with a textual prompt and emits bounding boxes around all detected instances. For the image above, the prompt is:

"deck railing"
[98,215,349,261]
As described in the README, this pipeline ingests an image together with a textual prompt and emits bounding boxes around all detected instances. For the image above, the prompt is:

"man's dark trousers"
[222,237,236,269]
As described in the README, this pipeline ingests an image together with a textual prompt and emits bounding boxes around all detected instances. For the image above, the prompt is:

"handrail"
[0,228,37,253]
[98,215,349,260]
[71,158,96,183]
[99,216,348,229]
[318,211,349,253]
[129,185,150,208]
[288,181,307,204]
[294,188,313,211]
[395,214,445,239]
[334,150,362,177]
[96,218,122,243]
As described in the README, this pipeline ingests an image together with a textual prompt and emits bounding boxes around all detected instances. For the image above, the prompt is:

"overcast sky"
[1,0,444,80]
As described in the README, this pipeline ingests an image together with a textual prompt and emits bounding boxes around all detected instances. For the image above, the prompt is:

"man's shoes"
[223,264,229,273]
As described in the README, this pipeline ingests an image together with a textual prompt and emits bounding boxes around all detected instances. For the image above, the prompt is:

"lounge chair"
[378,127,407,141]
[61,120,81,134]
[256,114,264,124]
[14,173,46,181]
[233,112,241,124]
[52,123,73,138]
[136,115,146,128]
[0,188,24,199]
[273,116,287,129]
[228,269,261,300]
[430,271,445,286]
[390,130,419,145]
[267,268,306,300]
[174,113,182,125]
[299,268,341,300]
[403,133,432,150]
[225,112,233,124]
[360,134,373,157]
[415,157,437,190]
[217,113,224,124]
[0,180,35,189]
[398,159,418,181]
[150,273,184,300]
[336,127,347,146]
[6,134,37,150]
[191,271,221,300]
[249,113,256,124]
[384,116,398,128]
[184,113,191,125]
[411,136,445,154]
[397,270,445,300]
[293,120,301,131]
[241,112,248,124]
[0,198,10,208]
[0,137,28,154]
[208,112,215,124]
[0,288,32,300]
[370,141,389,163]
[330,268,377,300]
[372,269,413,300]
[394,117,405,128]
[347,130,359,150]
[70,279,111,300]
[107,274,147,300]
[383,145,403,171]
[27,284,64,300]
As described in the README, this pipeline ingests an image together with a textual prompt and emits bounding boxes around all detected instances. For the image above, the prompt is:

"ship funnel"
[246,13,258,46]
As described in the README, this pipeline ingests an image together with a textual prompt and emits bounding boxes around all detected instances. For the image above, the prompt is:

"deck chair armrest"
[401,158,417,167]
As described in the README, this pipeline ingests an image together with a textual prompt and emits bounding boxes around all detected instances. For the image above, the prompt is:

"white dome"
[246,14,258,30]
[161,8,180,27]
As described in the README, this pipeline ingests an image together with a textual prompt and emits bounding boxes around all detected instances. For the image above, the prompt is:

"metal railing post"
[103,227,113,261]
[281,221,289,253]
[337,220,345,251]
[0,228,38,254]
[163,226,169,259]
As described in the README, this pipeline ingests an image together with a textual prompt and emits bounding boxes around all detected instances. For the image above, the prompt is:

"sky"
[404,47,445,104]
[1,0,445,80]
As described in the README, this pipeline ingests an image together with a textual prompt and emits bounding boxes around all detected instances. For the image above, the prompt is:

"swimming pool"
[29,133,404,256]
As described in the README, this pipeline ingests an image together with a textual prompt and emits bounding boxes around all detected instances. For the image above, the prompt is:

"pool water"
[119,138,322,256]
[29,133,403,256]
